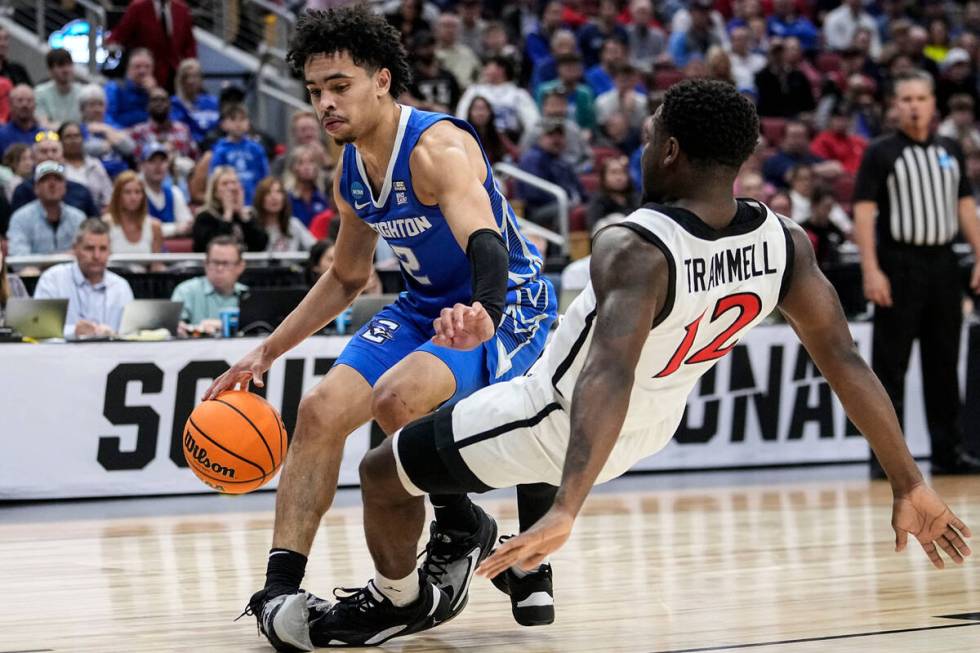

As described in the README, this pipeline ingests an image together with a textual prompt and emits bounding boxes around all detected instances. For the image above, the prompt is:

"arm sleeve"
[467,228,509,330]
[852,141,883,203]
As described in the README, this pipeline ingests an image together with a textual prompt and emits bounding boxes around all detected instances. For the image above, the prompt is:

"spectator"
[734,169,773,201]
[0,75,11,123]
[208,104,269,205]
[0,143,32,200]
[801,186,847,267]
[140,143,192,238]
[521,90,591,171]
[406,31,461,115]
[525,1,567,69]
[668,0,723,68]
[810,104,868,174]
[254,177,315,253]
[385,0,431,46]
[762,121,837,187]
[938,94,980,148]
[936,49,980,119]
[34,48,82,126]
[130,87,197,170]
[59,121,112,212]
[0,245,29,321]
[285,145,329,227]
[7,161,86,256]
[670,0,730,50]
[902,26,941,80]
[104,170,163,270]
[923,18,951,64]
[192,166,268,253]
[170,59,220,145]
[705,46,736,85]
[787,164,853,234]
[595,110,641,154]
[10,133,99,218]
[33,218,133,338]
[529,29,579,93]
[517,118,586,230]
[728,25,766,92]
[624,0,667,73]
[105,48,156,129]
[595,63,648,133]
[578,0,630,68]
[585,37,630,97]
[479,21,521,75]
[456,56,540,141]
[585,155,640,231]
[754,40,816,118]
[964,143,980,205]
[0,85,42,156]
[270,111,328,178]
[171,235,247,336]
[106,0,196,91]
[466,96,520,165]
[823,0,881,58]
[536,53,596,132]
[435,13,481,89]
[0,26,31,86]
[79,84,136,179]
[766,0,819,52]
[768,189,792,215]
[304,238,335,286]
[458,0,487,55]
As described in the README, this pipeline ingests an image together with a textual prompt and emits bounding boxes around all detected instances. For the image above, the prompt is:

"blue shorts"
[335,290,556,405]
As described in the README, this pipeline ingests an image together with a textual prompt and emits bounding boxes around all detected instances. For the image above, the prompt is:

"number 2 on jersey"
[390,245,431,285]
[654,292,762,378]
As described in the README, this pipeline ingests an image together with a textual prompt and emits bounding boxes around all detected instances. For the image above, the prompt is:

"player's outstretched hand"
[431,301,495,350]
[892,483,972,569]
[202,347,272,401]
[477,507,574,579]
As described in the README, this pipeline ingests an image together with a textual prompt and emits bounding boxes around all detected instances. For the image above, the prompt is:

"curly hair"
[287,5,412,98]
[660,80,759,169]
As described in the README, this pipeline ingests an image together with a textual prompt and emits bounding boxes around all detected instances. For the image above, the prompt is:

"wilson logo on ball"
[184,431,236,478]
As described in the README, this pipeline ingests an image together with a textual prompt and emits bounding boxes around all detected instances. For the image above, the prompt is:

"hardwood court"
[1,472,978,653]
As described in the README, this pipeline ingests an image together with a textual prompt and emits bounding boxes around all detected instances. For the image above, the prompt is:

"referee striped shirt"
[853,131,971,246]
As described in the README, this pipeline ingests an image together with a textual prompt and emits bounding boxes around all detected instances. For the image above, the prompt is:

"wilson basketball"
[183,390,288,494]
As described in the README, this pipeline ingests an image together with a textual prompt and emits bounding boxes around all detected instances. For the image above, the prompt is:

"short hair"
[46,48,72,69]
[287,6,412,98]
[484,55,516,81]
[949,93,975,112]
[893,69,935,94]
[128,47,154,64]
[2,142,29,169]
[811,185,834,205]
[78,83,106,107]
[660,79,760,169]
[74,217,110,245]
[221,103,249,121]
[206,235,244,259]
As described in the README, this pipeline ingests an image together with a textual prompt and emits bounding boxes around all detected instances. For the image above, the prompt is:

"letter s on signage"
[97,363,164,471]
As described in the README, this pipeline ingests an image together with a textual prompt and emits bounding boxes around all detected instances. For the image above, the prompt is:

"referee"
[854,69,980,476]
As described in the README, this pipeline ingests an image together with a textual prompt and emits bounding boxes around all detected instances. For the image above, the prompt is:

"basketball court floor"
[1,465,977,653]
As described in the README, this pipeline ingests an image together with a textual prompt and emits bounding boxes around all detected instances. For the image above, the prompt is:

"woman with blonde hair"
[171,58,219,144]
[104,171,163,271]
[192,166,268,252]
[284,144,329,226]
[253,176,316,252]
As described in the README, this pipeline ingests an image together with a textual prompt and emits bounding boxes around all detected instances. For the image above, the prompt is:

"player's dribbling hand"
[476,508,574,578]
[202,347,272,401]
[431,301,495,350]
[892,483,972,569]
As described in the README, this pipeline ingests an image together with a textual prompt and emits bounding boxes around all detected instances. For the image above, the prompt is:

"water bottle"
[335,307,353,335]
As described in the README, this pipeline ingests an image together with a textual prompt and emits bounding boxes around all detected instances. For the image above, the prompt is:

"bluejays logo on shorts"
[361,318,400,344]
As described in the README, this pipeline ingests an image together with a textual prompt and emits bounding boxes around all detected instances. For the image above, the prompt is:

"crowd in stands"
[3,0,980,337]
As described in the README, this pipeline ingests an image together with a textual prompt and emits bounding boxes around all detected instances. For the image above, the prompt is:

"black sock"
[516,483,558,532]
[430,494,479,532]
[264,548,307,594]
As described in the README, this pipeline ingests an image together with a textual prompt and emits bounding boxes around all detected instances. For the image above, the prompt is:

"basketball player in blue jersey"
[203,7,557,651]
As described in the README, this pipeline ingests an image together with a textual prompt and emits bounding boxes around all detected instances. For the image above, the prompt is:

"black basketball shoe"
[489,536,555,626]
[239,587,329,652]
[420,503,498,618]
[307,570,452,647]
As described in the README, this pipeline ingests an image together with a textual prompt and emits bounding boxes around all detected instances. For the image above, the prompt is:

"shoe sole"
[269,593,315,652]
[316,583,450,648]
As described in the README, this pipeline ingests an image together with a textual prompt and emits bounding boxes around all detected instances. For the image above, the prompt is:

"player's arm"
[202,160,378,400]
[777,218,971,568]
[478,227,666,577]
[413,121,508,348]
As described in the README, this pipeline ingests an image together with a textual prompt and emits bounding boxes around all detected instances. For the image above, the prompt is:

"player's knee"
[371,383,414,435]
[295,387,344,444]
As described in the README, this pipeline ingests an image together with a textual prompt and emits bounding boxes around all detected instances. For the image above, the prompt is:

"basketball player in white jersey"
[290,80,971,648]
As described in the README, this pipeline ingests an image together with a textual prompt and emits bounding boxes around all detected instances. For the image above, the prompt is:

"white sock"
[374,570,421,607]
[510,559,547,578]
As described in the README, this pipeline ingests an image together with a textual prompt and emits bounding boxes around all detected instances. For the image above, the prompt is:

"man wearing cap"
[6,161,86,256]
[937,48,980,121]
[516,117,586,229]
[9,131,99,218]
[668,0,723,68]
[824,0,881,58]
[140,143,193,237]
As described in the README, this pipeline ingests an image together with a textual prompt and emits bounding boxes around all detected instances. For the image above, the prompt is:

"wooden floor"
[1,471,978,653]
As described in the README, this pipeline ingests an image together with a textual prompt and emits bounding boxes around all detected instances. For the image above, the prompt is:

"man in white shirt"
[824,0,881,58]
[595,63,648,131]
[34,48,82,126]
[456,56,540,140]
[435,13,481,90]
[33,217,134,338]
[140,143,192,237]
[728,26,766,92]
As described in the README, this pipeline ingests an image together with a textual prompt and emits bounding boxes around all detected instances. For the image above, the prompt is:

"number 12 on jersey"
[391,245,431,285]
[654,292,762,377]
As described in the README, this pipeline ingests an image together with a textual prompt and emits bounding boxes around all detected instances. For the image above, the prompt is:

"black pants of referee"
[872,244,963,465]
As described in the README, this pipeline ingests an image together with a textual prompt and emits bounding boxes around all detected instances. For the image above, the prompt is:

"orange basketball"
[183,390,288,494]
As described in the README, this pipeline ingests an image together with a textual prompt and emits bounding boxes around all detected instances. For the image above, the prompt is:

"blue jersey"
[338,106,550,325]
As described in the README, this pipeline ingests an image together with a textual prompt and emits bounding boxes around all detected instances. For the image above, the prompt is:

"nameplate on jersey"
[368,216,433,240]
[684,242,778,293]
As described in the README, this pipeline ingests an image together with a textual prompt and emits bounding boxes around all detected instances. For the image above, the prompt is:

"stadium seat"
[580,172,600,194]
[163,237,193,253]
[569,205,587,231]
[760,117,787,148]
[816,52,842,74]
[832,174,856,203]
[653,69,686,90]
[591,146,623,170]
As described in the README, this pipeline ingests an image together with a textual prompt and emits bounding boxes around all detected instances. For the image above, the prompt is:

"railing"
[4,0,107,76]
[493,162,570,257]
[8,251,309,268]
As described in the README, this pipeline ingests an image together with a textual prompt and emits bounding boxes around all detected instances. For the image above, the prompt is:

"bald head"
[9,84,36,126]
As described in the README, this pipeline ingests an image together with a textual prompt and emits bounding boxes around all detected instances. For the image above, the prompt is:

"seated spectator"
[1,245,29,322]
[936,48,980,120]
[384,0,432,46]
[668,0,723,68]
[305,238,335,286]
[536,53,596,132]
[34,48,82,127]
[130,87,197,170]
[7,161,86,256]
[585,155,640,231]
[596,63,648,132]
[0,143,33,200]
[762,121,835,187]
[171,235,247,336]
[170,58,219,145]
[33,218,133,337]
[192,166,268,253]
[479,21,521,75]
[728,25,767,92]
[11,132,98,218]
[734,169,774,201]
[105,48,155,128]
[585,37,630,98]
[706,46,736,85]
[0,85,42,156]
[523,1,566,69]
[434,13,481,89]
[809,104,868,174]
[140,143,193,237]
[466,96,520,165]
[624,0,667,73]
[787,164,852,234]
[754,39,815,118]
[79,84,136,179]
[456,56,540,142]
[406,31,461,115]
[579,0,630,69]
[254,176,315,253]
[104,170,163,269]
[271,111,329,178]
[800,186,847,267]
[517,119,586,230]
[59,121,113,211]
[529,29,579,94]
[595,111,641,155]
[286,145,329,227]
[823,0,881,58]
[766,0,819,52]
[924,18,951,64]
[521,90,591,172]
[963,142,980,205]
[768,189,792,215]
[208,104,269,205]
[0,25,31,86]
